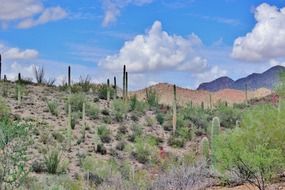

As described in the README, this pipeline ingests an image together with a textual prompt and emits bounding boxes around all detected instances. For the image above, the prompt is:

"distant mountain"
[197,65,285,92]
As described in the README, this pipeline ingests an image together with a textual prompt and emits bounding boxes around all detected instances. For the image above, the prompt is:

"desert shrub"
[146,88,159,109]
[47,100,59,116]
[71,112,80,129]
[97,84,115,100]
[0,97,10,118]
[214,103,241,128]
[96,144,107,155]
[132,137,157,164]
[97,125,111,143]
[0,118,31,189]
[71,75,92,93]
[112,99,129,122]
[182,105,212,130]
[156,112,164,125]
[129,95,146,113]
[65,93,86,113]
[151,161,213,190]
[214,103,285,190]
[145,116,156,127]
[87,103,100,119]
[168,126,193,148]
[128,124,143,142]
[44,149,61,174]
[31,160,46,173]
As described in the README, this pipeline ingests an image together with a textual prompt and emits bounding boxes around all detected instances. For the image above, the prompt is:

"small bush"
[146,88,159,109]
[31,160,46,173]
[44,149,61,174]
[65,93,86,113]
[47,100,59,116]
[87,103,99,119]
[156,112,164,125]
[132,137,157,164]
[0,97,10,118]
[128,124,143,142]
[97,84,115,100]
[112,99,129,122]
[96,144,107,155]
[97,125,111,143]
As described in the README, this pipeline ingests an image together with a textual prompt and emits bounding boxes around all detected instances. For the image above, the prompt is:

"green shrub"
[44,149,61,174]
[128,124,143,142]
[47,100,59,116]
[65,93,86,113]
[146,88,159,109]
[133,137,156,164]
[214,103,241,128]
[0,97,10,118]
[168,126,192,148]
[97,84,114,100]
[97,125,111,143]
[112,99,128,122]
[87,103,99,119]
[214,103,285,190]
[156,112,164,125]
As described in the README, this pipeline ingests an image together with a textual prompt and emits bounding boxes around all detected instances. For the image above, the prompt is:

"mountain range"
[197,65,285,92]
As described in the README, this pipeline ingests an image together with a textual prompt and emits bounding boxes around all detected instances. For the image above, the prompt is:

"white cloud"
[102,0,153,27]
[99,21,208,73]
[17,7,67,29]
[0,0,67,29]
[0,44,39,60]
[232,3,285,62]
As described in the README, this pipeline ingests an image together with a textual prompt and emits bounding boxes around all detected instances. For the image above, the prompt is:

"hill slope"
[197,65,285,92]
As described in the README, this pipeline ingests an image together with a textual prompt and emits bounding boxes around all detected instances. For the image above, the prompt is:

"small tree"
[33,66,45,84]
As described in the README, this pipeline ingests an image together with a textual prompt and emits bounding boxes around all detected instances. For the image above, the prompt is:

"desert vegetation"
[0,62,284,190]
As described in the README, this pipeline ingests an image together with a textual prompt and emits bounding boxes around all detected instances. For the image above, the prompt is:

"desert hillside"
[133,83,272,107]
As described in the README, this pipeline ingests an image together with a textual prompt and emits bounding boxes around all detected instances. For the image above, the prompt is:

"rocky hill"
[197,65,285,92]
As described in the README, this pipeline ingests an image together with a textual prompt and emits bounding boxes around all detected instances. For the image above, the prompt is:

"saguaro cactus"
[107,79,110,105]
[210,116,220,164]
[126,72,128,100]
[18,73,21,82]
[114,76,117,99]
[68,66,71,87]
[201,101,204,110]
[200,137,210,160]
[123,65,126,100]
[173,84,177,134]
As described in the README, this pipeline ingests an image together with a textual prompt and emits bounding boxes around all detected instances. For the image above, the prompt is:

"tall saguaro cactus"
[126,72,128,100]
[68,66,71,87]
[210,116,220,164]
[173,84,177,134]
[107,79,110,105]
[123,65,126,100]
[114,76,117,99]
[18,73,21,82]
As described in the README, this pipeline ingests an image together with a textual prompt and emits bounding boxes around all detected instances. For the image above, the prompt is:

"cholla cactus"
[200,137,210,160]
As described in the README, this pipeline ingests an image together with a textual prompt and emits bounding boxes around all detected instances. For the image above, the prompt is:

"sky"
[1,0,285,90]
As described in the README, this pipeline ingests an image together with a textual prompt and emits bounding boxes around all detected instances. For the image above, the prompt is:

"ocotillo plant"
[123,65,126,100]
[68,66,71,87]
[200,136,210,160]
[126,72,128,100]
[107,79,110,105]
[172,84,177,134]
[0,54,2,80]
[210,116,220,164]
[114,76,117,99]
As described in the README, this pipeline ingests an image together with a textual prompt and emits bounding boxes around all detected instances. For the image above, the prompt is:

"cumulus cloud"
[232,3,285,62]
[0,44,39,60]
[0,0,67,29]
[17,7,67,29]
[102,0,153,27]
[99,21,209,73]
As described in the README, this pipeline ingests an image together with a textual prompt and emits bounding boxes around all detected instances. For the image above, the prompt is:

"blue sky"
[1,0,285,90]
